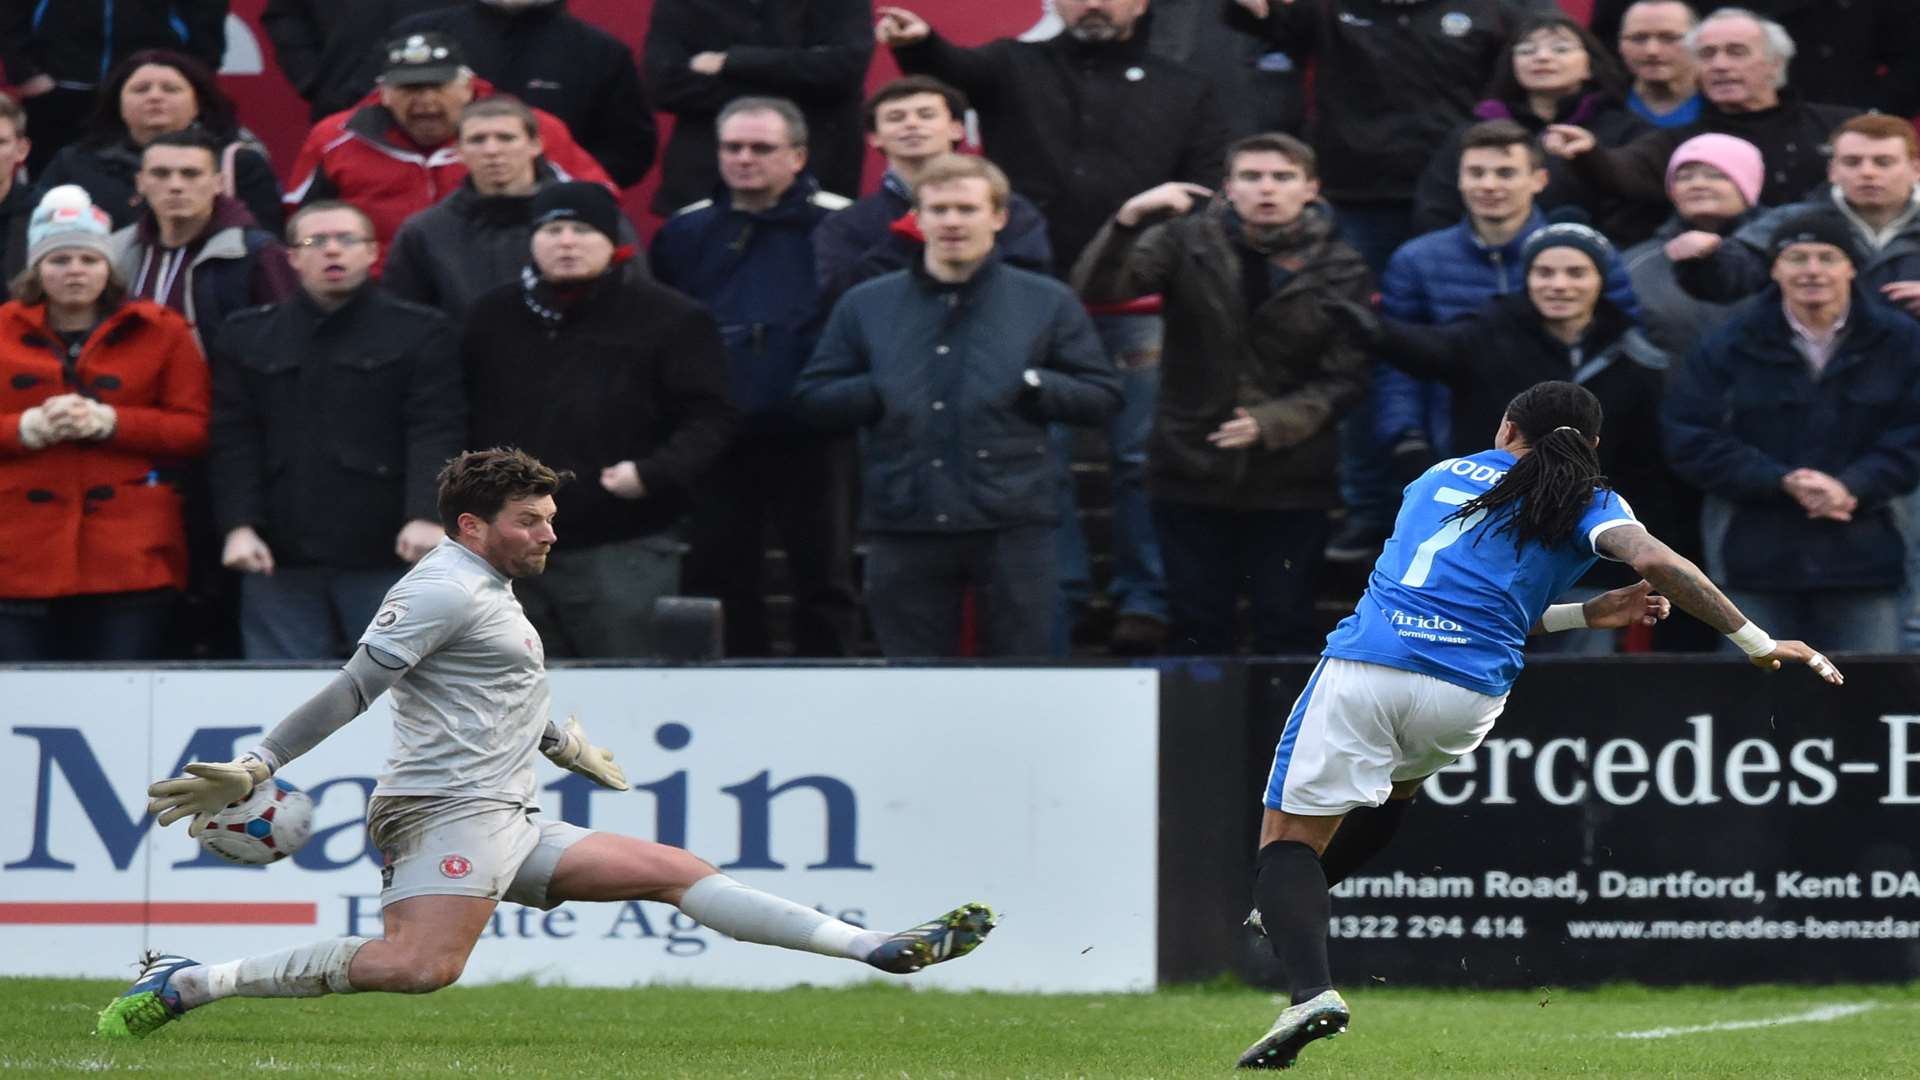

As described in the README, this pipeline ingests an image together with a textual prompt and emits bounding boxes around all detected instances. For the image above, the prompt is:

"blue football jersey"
[1323,449,1639,696]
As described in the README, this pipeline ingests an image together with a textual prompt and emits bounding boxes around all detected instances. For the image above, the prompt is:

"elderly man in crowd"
[283,32,612,274]
[1662,211,1920,653]
[1546,7,1857,212]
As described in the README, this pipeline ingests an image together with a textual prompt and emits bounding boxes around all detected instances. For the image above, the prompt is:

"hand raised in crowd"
[1206,407,1262,450]
[1115,182,1214,228]
[1541,124,1597,160]
[1782,468,1856,522]
[1664,230,1723,263]
[601,460,646,500]
[16,74,53,98]
[874,7,932,47]
[1879,281,1920,317]
[1232,0,1295,16]
[221,526,276,576]
[394,519,445,563]
[689,51,727,76]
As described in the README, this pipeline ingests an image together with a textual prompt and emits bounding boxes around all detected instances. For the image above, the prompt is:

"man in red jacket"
[282,32,613,276]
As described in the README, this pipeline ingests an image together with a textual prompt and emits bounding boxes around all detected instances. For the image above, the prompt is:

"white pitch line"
[1616,1002,1880,1040]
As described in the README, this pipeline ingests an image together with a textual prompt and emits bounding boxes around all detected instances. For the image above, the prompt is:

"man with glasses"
[207,200,466,660]
[649,96,860,658]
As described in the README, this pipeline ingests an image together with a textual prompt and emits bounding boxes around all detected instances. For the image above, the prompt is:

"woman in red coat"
[0,185,210,659]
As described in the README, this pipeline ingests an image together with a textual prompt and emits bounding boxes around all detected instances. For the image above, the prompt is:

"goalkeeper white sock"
[173,937,368,1009]
[679,874,887,960]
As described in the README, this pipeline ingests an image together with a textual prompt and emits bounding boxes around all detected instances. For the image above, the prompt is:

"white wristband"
[1541,603,1588,633]
[1726,621,1776,658]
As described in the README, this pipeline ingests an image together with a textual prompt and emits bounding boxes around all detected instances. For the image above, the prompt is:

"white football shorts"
[1263,657,1509,815]
[367,795,592,909]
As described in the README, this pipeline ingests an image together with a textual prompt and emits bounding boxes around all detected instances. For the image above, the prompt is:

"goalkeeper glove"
[147,754,273,837]
[541,716,629,791]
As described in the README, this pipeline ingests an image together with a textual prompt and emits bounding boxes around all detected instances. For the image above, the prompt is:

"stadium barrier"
[0,667,1158,992]
[6,658,1914,989]
[1151,657,1920,988]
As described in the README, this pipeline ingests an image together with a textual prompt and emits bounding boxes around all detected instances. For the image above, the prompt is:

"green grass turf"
[4,978,1917,1079]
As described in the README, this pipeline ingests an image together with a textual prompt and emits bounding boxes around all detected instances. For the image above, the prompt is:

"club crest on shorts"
[440,855,472,879]
[374,600,409,630]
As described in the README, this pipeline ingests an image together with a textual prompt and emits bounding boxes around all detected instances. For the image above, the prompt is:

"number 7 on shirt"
[1400,487,1485,588]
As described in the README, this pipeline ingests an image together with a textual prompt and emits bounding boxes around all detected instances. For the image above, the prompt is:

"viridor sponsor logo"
[1390,610,1471,645]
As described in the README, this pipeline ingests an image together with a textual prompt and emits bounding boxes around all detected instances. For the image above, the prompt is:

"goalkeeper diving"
[100,448,994,1039]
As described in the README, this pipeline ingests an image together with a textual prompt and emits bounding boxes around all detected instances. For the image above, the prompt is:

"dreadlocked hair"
[1447,381,1609,550]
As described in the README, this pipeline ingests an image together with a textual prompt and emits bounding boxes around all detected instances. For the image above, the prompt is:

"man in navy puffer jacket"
[651,96,859,659]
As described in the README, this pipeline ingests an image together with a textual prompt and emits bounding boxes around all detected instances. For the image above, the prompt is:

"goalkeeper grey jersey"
[359,539,548,806]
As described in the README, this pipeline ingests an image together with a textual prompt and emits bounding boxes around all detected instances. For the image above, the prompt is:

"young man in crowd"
[794,155,1122,659]
[384,97,642,321]
[812,75,1052,307]
[209,201,463,660]
[1073,134,1370,655]
[112,129,297,340]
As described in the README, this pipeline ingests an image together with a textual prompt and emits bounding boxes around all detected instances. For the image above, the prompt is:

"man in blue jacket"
[813,75,1052,307]
[1662,210,1920,652]
[652,96,858,659]
[1375,121,1638,516]
[794,155,1123,658]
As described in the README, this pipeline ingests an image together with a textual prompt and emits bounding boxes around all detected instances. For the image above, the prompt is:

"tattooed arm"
[1596,525,1744,632]
[1596,524,1844,683]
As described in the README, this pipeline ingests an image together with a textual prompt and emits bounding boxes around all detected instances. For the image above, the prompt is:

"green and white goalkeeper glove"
[147,754,273,837]
[541,716,629,791]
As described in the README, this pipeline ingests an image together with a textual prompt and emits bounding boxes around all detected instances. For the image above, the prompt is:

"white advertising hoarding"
[0,668,1158,992]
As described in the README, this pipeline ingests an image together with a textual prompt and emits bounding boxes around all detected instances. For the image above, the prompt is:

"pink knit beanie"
[1665,134,1765,208]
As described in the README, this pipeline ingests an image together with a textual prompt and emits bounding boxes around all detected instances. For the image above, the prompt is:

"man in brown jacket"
[1073,133,1371,655]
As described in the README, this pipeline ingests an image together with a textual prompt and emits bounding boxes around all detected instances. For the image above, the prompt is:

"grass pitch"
[3,978,1916,1078]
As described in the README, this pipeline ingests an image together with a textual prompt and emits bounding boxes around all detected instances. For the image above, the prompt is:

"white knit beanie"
[26,185,114,267]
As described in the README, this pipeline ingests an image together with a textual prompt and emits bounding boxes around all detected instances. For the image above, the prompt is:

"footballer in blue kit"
[1235,382,1846,1070]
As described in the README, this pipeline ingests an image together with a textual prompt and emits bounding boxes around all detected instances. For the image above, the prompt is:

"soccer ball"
[197,778,315,865]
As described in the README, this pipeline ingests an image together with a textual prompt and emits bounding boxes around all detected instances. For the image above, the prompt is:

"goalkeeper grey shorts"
[367,795,592,910]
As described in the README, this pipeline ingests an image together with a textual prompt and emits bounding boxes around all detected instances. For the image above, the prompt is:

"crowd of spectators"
[2,0,1919,662]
